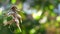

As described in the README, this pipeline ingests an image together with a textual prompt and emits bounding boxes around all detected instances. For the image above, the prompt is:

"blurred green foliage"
[0,0,60,34]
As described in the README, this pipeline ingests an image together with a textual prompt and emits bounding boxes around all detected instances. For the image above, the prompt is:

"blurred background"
[0,0,60,34]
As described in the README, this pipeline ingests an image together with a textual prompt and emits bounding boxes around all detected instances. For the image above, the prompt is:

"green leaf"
[7,16,12,21]
[49,5,54,10]
[11,0,16,4]
[30,29,36,34]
